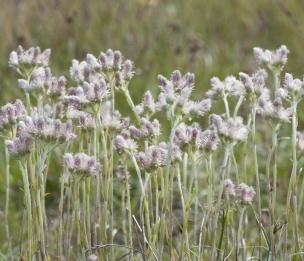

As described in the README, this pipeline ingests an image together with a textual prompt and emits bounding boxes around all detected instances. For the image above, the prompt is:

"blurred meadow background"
[1,0,304,256]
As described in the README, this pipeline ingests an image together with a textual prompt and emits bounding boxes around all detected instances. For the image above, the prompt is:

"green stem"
[4,146,12,258]
[286,99,301,259]
[210,146,231,260]
[58,172,65,259]
[236,207,246,260]
[223,93,230,118]
[125,167,134,260]
[233,96,244,117]
[251,98,262,260]
[19,161,33,261]
[122,87,141,123]
[130,153,152,249]
[217,210,227,260]
[177,163,190,258]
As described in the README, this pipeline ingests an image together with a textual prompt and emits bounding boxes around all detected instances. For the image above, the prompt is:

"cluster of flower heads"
[257,88,292,122]
[64,78,108,108]
[5,135,33,157]
[224,179,256,204]
[207,75,245,99]
[69,49,134,88]
[253,45,289,71]
[46,75,67,98]
[66,107,95,130]
[18,67,52,92]
[209,114,248,142]
[113,118,183,171]
[4,44,76,156]
[28,103,65,120]
[136,142,182,171]
[66,49,135,135]
[152,70,212,119]
[100,101,128,130]
[64,153,100,176]
[9,46,51,68]
[114,135,138,154]
[206,69,269,101]
[0,99,26,130]
[8,46,65,95]
[174,122,219,152]
[283,73,304,100]
[17,116,76,143]
[238,69,268,95]
[128,118,160,140]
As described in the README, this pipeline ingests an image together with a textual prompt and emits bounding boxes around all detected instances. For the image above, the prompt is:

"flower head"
[98,49,122,70]
[195,128,220,152]
[236,183,256,203]
[9,46,51,68]
[253,45,289,71]
[114,135,137,154]
[224,179,236,198]
[67,107,95,131]
[0,100,26,130]
[5,135,33,157]
[64,153,100,176]
[283,73,304,98]
[115,60,135,87]
[18,67,52,92]
[239,69,268,95]
[257,89,292,122]
[17,116,76,143]
[209,114,248,142]
[208,76,245,98]
[47,75,67,98]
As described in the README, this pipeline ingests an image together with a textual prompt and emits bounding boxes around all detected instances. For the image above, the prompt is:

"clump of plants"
[1,44,303,260]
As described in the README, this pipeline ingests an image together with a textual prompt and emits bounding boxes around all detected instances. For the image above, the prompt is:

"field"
[1,1,304,260]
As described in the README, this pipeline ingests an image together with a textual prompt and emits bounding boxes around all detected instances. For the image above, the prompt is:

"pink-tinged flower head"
[64,153,100,176]
[209,114,248,142]
[0,100,27,130]
[5,135,33,157]
[253,45,289,71]
[9,45,51,68]
[236,183,256,203]
[224,179,236,198]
